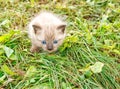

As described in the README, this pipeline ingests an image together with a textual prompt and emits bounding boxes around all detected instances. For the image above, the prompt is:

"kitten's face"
[33,24,66,53]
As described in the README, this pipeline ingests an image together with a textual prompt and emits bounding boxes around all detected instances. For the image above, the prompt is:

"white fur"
[28,11,65,38]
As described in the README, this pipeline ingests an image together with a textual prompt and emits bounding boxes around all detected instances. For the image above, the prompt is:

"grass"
[0,0,120,89]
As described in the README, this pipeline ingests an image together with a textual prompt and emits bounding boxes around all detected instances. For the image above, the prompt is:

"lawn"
[0,0,120,89]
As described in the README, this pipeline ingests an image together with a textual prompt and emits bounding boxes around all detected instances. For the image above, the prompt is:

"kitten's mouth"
[47,50,54,53]
[42,47,57,53]
[46,48,57,53]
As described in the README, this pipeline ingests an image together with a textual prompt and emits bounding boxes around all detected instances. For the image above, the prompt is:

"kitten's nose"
[47,44,53,51]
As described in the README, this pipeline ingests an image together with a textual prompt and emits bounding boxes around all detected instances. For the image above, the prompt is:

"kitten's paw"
[30,46,39,53]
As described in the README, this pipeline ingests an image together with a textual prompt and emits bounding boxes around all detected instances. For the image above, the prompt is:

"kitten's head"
[32,23,66,53]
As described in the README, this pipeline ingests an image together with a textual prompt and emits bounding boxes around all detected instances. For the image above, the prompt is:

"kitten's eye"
[53,40,58,44]
[42,40,46,44]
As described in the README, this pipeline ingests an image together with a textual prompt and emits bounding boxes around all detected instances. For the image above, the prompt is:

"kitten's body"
[28,11,66,53]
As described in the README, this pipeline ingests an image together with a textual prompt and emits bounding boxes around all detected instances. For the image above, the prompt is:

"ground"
[0,0,120,89]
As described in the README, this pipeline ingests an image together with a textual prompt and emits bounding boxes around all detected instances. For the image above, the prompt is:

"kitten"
[28,11,66,53]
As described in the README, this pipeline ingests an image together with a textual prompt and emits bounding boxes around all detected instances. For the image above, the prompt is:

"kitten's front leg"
[30,44,39,53]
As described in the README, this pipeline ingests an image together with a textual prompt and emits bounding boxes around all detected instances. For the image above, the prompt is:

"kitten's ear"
[32,24,41,34]
[57,24,66,34]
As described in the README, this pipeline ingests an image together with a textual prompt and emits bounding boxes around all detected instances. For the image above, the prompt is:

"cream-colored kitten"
[28,11,66,53]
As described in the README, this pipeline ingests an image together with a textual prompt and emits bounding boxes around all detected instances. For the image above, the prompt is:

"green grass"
[0,0,120,89]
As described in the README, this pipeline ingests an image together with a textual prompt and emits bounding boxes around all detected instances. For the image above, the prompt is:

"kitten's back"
[31,11,63,26]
